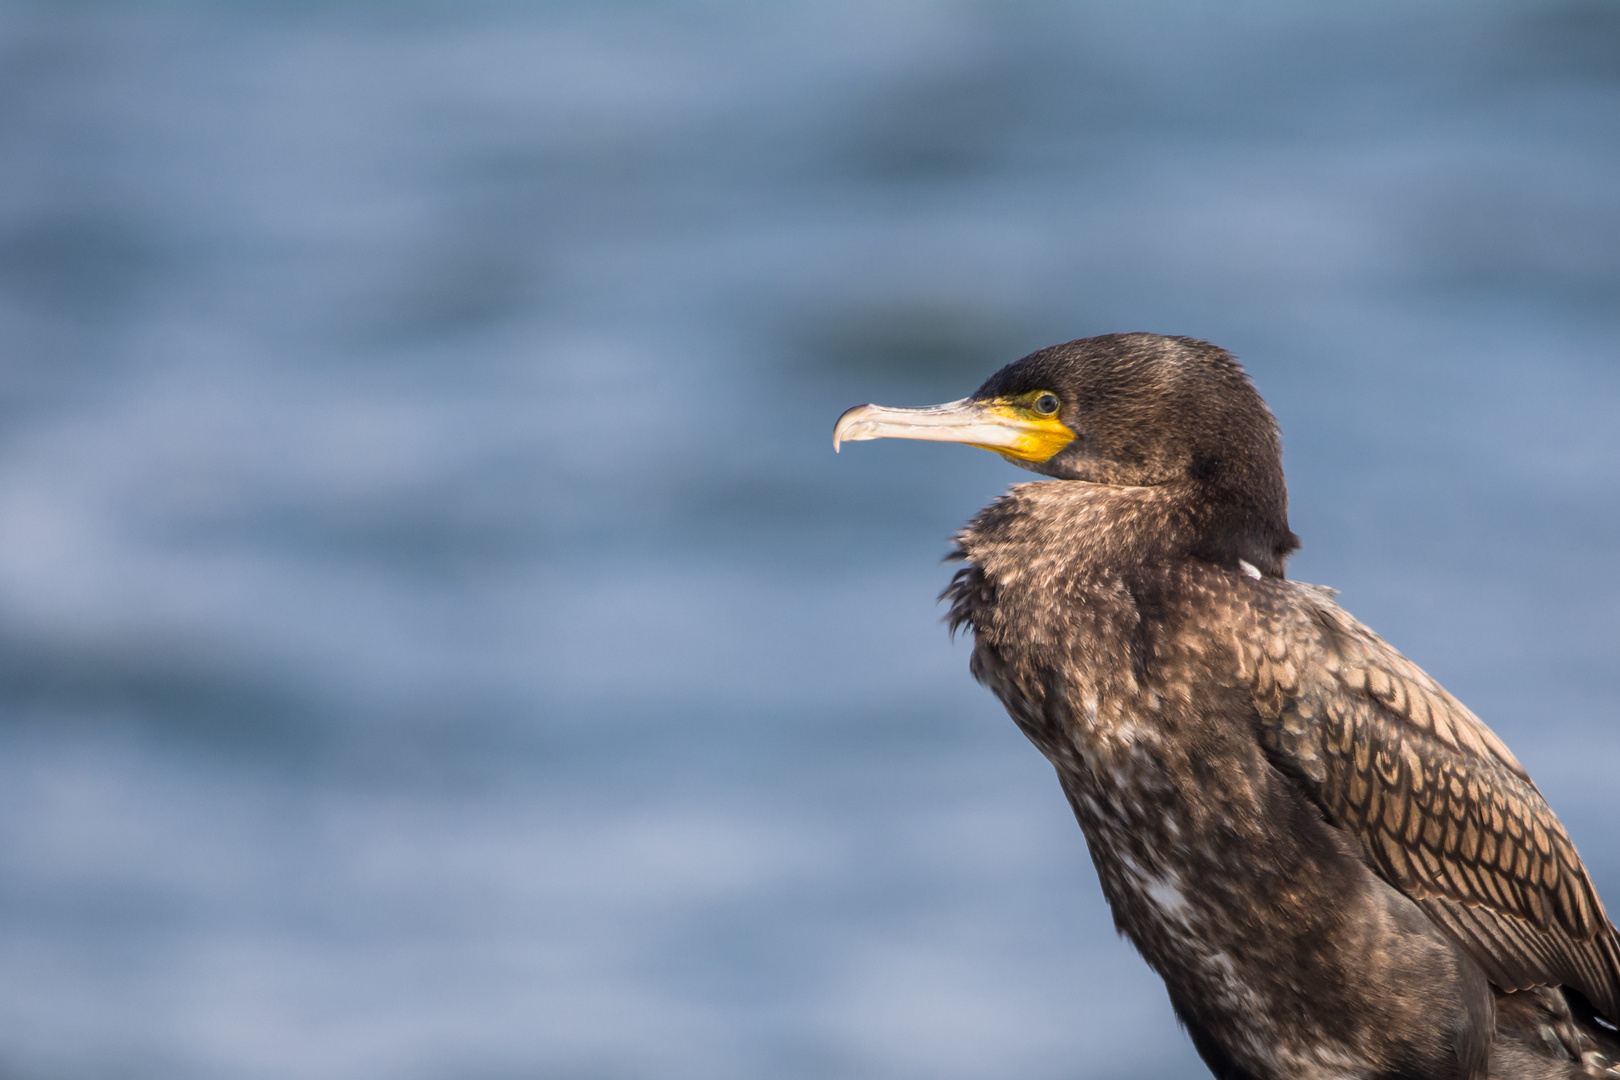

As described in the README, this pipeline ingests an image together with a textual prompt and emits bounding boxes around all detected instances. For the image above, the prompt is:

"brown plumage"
[1247,589,1620,1020]
[834,333,1620,1080]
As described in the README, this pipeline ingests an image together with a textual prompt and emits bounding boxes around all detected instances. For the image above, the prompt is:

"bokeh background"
[0,3,1617,1078]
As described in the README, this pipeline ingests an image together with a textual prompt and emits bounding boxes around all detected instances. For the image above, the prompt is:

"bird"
[832,333,1620,1080]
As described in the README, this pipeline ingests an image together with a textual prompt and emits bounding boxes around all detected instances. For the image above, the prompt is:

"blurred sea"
[0,3,1616,1078]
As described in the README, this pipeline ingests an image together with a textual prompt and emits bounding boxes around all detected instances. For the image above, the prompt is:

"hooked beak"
[832,398,1075,463]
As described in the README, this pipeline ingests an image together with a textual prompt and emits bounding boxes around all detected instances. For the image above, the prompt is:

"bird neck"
[958,477,1296,581]
[1181,469,1299,577]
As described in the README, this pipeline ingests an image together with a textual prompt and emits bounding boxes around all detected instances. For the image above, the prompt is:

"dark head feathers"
[973,333,1301,574]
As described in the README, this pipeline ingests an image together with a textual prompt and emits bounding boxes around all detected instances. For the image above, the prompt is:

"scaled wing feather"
[1244,582,1620,1022]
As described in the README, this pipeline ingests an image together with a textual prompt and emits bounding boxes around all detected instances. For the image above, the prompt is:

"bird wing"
[1240,581,1620,1021]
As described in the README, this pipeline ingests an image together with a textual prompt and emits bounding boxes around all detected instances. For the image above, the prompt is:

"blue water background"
[0,3,1617,1078]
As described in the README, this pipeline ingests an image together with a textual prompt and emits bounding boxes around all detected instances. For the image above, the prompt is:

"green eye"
[1033,393,1060,416]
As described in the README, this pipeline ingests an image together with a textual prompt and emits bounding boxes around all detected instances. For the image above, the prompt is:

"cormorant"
[833,333,1620,1080]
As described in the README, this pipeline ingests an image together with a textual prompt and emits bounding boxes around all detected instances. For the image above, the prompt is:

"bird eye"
[1033,393,1060,416]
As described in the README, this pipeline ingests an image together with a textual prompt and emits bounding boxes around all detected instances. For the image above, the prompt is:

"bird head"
[834,332,1298,570]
